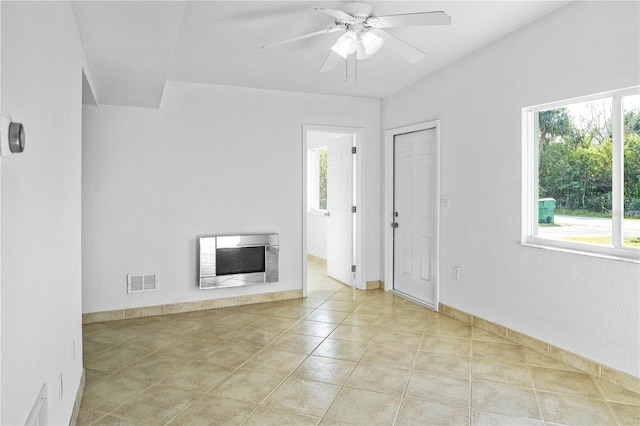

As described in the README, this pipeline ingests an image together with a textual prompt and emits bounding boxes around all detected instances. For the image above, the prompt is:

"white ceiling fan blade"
[315,8,354,22]
[372,11,451,28]
[261,26,342,49]
[370,29,425,64]
[319,50,343,72]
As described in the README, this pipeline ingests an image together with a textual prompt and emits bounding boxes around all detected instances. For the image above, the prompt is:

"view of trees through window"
[536,94,640,248]
[318,148,328,210]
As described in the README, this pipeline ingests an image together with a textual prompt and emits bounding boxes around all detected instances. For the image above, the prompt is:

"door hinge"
[352,206,357,213]
[351,265,356,273]
[352,146,357,154]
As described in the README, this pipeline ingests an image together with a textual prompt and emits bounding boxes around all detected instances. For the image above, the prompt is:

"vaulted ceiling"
[71,1,570,108]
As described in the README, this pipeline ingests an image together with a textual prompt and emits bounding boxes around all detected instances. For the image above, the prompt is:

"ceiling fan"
[261,2,451,72]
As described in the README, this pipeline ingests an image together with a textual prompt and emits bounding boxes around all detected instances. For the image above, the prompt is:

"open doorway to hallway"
[303,125,363,296]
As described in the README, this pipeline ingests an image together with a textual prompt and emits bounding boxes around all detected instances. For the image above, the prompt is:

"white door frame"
[384,120,441,308]
[302,124,365,296]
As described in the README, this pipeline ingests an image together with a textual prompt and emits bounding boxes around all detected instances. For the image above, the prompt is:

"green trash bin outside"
[538,198,556,224]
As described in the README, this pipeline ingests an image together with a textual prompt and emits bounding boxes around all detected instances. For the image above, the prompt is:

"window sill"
[522,239,640,264]
[308,209,328,217]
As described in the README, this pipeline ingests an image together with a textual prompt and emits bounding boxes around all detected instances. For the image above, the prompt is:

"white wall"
[82,82,380,313]
[1,2,84,424]
[382,1,640,377]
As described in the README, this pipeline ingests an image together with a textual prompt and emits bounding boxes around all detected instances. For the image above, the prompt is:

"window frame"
[522,86,640,262]
[308,146,328,215]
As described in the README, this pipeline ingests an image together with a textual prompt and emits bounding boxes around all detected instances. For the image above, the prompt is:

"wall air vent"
[127,273,158,293]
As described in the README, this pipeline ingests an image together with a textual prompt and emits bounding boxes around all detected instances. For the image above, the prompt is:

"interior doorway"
[384,121,440,310]
[303,125,364,296]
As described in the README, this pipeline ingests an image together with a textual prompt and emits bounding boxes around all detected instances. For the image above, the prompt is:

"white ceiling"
[71,1,571,108]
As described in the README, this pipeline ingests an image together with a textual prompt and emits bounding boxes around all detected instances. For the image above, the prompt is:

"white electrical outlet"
[453,266,460,280]
[440,194,449,207]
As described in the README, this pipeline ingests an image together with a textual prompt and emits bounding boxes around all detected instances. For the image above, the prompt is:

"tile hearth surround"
[77,259,639,425]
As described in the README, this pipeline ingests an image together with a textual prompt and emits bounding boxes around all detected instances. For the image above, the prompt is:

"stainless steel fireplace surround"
[199,234,278,289]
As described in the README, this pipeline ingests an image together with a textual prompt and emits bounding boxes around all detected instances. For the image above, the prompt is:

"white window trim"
[307,147,328,215]
[522,86,640,263]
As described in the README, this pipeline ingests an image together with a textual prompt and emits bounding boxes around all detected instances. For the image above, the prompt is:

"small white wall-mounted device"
[1,114,26,157]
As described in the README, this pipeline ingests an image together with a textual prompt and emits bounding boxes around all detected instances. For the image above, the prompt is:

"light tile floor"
[78,257,640,425]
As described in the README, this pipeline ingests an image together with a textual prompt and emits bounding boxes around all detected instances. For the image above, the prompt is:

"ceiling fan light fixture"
[360,31,384,56]
[332,30,358,57]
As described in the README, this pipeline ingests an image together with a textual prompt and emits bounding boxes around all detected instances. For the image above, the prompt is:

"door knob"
[391,222,399,228]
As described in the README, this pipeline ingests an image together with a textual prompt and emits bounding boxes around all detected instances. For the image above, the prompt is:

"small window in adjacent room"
[523,88,640,260]
[308,147,328,213]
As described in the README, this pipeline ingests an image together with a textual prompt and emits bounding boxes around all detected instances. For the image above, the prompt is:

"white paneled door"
[393,128,437,306]
[327,134,354,286]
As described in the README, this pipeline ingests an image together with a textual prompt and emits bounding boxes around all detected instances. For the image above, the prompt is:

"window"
[308,147,328,212]
[524,87,640,260]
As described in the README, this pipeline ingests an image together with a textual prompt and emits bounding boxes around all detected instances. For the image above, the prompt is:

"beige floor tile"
[267,332,324,354]
[345,363,411,396]
[293,355,358,385]
[414,351,470,378]
[319,299,360,312]
[160,361,233,392]
[472,327,514,344]
[117,331,177,352]
[529,366,602,399]
[537,391,617,425]
[159,319,208,335]
[324,387,402,425]
[268,306,315,319]
[83,327,138,346]
[471,411,544,425]
[242,349,307,375]
[76,406,107,425]
[425,320,473,338]
[152,338,217,360]
[197,342,262,368]
[523,348,578,372]
[305,309,350,324]
[243,406,320,425]
[397,397,470,426]
[81,374,152,412]
[329,324,378,343]
[406,370,471,407]
[312,338,369,362]
[360,343,417,370]
[330,291,367,303]
[472,359,533,388]
[208,369,285,404]
[248,315,298,333]
[82,341,114,362]
[84,369,109,388]
[192,324,241,343]
[594,377,640,405]
[389,305,435,321]
[289,319,339,337]
[472,341,527,364]
[380,316,428,334]
[118,353,188,382]
[166,395,256,425]
[84,346,148,374]
[112,384,199,425]
[472,381,541,420]
[307,289,340,299]
[353,303,395,315]
[265,376,340,417]
[216,312,261,327]
[609,401,640,425]
[421,334,471,357]
[224,327,281,347]
[372,329,423,349]
[341,312,388,328]
[90,415,145,426]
